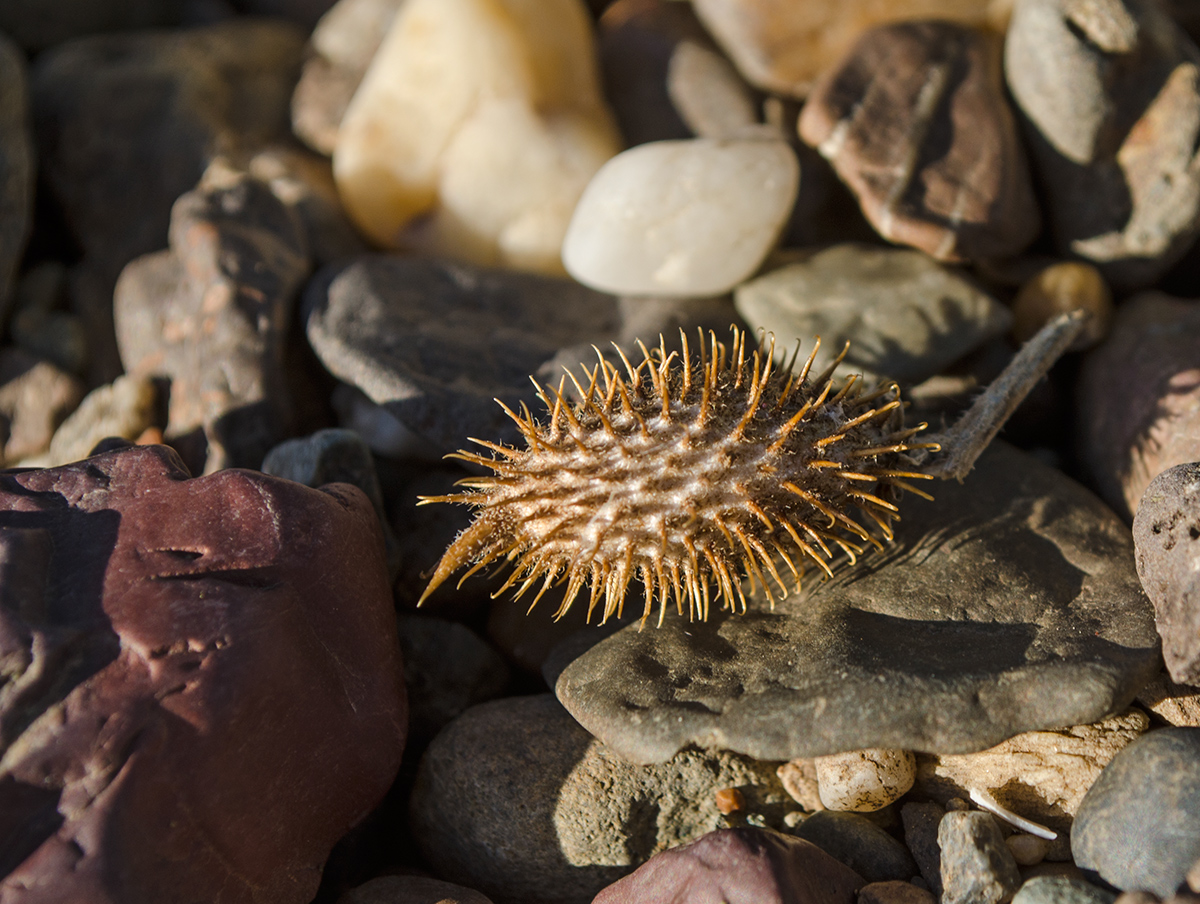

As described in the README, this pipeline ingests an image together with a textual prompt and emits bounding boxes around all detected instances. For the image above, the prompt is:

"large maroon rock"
[592,827,865,904]
[0,444,406,903]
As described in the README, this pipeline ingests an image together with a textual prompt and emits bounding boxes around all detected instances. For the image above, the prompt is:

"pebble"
[815,748,915,813]
[938,811,1022,904]
[0,445,406,903]
[19,373,158,468]
[394,612,510,747]
[0,348,85,466]
[115,159,309,473]
[291,0,407,155]
[1013,876,1118,904]
[1134,462,1200,685]
[591,827,865,904]
[914,711,1150,841]
[409,694,794,904]
[789,810,918,883]
[1076,292,1200,521]
[0,31,32,317]
[333,0,620,274]
[262,427,399,577]
[561,137,799,297]
[1006,0,1200,289]
[902,802,946,899]
[778,758,825,812]
[1008,834,1052,867]
[688,0,997,98]
[733,244,1011,384]
[799,21,1039,262]
[554,443,1160,764]
[666,38,760,139]
[338,876,495,904]
[1011,262,1113,350]
[858,882,937,904]
[1074,728,1200,897]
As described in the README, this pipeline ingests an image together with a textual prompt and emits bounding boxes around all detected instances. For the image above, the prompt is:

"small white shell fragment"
[561,137,799,297]
[814,747,916,812]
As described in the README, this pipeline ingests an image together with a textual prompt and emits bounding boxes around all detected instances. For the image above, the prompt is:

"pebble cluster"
[0,0,1198,903]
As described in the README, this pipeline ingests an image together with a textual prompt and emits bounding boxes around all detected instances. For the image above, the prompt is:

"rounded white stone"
[562,137,799,297]
[814,747,916,812]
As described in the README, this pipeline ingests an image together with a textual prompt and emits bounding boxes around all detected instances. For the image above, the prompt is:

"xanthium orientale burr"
[418,313,1086,627]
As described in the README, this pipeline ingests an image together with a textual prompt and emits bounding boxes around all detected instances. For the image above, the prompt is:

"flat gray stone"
[303,255,736,454]
[733,244,1010,384]
[555,442,1160,764]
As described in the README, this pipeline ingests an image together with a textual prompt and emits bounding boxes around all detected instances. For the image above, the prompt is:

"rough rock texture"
[799,21,1039,262]
[733,244,1011,384]
[1134,462,1200,684]
[409,694,792,904]
[1076,292,1200,522]
[555,443,1159,764]
[1136,672,1200,727]
[19,374,158,469]
[0,444,406,903]
[938,811,1022,904]
[789,811,918,884]
[304,256,738,456]
[290,0,407,156]
[1006,0,1200,289]
[0,349,85,467]
[0,32,32,318]
[1073,728,1200,897]
[1013,876,1118,904]
[857,882,937,904]
[688,0,996,97]
[337,876,495,904]
[115,160,309,473]
[914,711,1150,838]
[590,827,865,904]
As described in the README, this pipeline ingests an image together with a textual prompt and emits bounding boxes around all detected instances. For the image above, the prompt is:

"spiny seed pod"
[418,327,940,625]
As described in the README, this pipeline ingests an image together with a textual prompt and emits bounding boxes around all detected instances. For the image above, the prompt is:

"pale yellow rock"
[914,711,1150,836]
[690,0,1006,97]
[777,759,824,812]
[333,0,620,273]
[814,748,916,812]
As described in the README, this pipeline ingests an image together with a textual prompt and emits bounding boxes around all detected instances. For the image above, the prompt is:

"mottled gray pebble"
[1013,875,1118,904]
[939,811,1022,904]
[902,801,945,900]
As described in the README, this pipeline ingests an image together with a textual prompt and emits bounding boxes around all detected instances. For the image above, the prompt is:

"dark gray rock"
[1134,462,1200,685]
[554,442,1161,764]
[115,161,309,473]
[939,811,1022,904]
[901,802,945,900]
[304,255,738,456]
[734,244,1011,385]
[0,0,182,52]
[789,810,917,884]
[1005,0,1200,289]
[799,21,1039,263]
[1073,728,1200,897]
[0,32,32,319]
[408,694,792,904]
[591,827,865,904]
[394,613,509,747]
[1013,876,1118,904]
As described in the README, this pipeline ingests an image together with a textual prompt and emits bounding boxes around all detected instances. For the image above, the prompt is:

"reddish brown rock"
[1076,292,1200,521]
[0,444,406,903]
[799,21,1039,262]
[592,827,865,903]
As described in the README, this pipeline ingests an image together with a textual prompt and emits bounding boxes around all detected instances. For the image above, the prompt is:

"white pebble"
[562,137,799,297]
[814,747,916,812]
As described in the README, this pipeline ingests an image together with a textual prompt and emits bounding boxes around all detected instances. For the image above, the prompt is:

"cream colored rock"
[814,748,916,812]
[777,758,824,812]
[690,0,1004,97]
[333,0,620,274]
[562,137,798,296]
[914,711,1150,836]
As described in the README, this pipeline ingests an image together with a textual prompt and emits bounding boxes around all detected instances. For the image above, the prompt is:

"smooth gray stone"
[1072,727,1200,897]
[901,802,945,899]
[789,810,917,884]
[303,255,738,455]
[938,812,1021,904]
[734,244,1011,385]
[555,442,1160,764]
[1012,875,1117,904]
